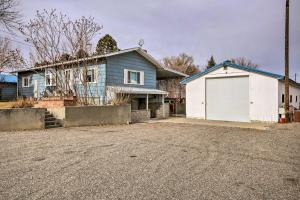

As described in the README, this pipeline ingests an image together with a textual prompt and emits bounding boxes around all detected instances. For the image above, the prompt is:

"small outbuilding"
[181,61,300,122]
[0,73,17,101]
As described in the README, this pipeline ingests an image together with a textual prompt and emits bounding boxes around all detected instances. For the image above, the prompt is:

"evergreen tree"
[207,56,216,68]
[96,34,118,55]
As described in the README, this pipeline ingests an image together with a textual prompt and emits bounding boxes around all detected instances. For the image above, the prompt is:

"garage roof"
[180,61,300,87]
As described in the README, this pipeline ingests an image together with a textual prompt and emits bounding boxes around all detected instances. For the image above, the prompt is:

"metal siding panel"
[206,76,250,122]
[106,51,156,89]
[0,85,17,100]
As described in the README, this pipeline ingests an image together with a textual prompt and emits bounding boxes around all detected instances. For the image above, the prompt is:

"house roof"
[0,73,17,83]
[14,47,188,79]
[180,61,300,88]
[107,86,168,95]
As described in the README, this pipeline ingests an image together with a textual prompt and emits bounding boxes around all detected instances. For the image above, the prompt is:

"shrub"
[12,98,35,108]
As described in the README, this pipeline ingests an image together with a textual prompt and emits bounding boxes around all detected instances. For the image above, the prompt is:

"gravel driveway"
[0,121,299,200]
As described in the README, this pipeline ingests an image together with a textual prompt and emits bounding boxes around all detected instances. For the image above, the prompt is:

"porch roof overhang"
[107,86,168,95]
[156,68,188,80]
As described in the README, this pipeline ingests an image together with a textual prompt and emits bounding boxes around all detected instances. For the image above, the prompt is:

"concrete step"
[45,124,62,129]
[45,117,56,121]
[44,110,62,129]
[45,121,56,126]
[45,114,54,118]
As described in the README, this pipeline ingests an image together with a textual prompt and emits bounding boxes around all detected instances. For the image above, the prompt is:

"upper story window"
[45,69,56,86]
[296,96,298,103]
[290,95,293,103]
[282,94,285,103]
[124,69,144,85]
[22,76,30,87]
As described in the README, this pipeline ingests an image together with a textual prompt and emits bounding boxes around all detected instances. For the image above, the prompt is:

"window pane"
[24,78,28,86]
[137,72,140,84]
[130,71,137,84]
[46,75,51,86]
[86,69,94,83]
[128,71,131,83]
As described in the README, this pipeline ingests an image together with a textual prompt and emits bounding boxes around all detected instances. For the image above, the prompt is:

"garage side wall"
[185,67,279,122]
[278,82,300,109]
[250,74,278,122]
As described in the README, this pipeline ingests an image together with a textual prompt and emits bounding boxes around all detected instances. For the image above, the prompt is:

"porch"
[107,86,169,122]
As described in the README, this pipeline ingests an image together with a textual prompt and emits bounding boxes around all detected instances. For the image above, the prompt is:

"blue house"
[16,48,186,114]
[0,73,17,101]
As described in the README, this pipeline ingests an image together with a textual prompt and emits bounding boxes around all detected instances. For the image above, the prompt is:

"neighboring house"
[16,47,187,115]
[0,73,17,101]
[181,61,300,122]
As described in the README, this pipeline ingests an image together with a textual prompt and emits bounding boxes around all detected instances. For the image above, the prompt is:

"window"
[86,68,96,83]
[296,96,298,103]
[79,67,97,84]
[65,69,73,90]
[282,94,285,103]
[45,69,56,86]
[124,69,144,85]
[290,95,293,103]
[22,76,30,87]
[65,69,72,82]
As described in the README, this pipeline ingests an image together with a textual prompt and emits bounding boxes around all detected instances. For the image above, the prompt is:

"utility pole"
[284,0,290,122]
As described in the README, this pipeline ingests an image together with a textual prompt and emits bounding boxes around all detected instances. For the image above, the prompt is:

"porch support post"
[146,94,149,110]
[162,94,165,118]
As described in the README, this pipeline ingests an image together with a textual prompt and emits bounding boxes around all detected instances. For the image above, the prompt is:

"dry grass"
[11,98,35,108]
[0,102,16,108]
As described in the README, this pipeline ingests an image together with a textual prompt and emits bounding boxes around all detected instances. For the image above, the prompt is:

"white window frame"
[45,69,56,86]
[64,69,74,89]
[22,76,30,88]
[79,66,98,84]
[124,69,144,85]
[86,67,97,83]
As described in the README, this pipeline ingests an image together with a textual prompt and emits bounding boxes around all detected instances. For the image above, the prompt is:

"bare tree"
[0,0,22,31]
[64,16,103,56]
[20,9,103,105]
[0,37,24,72]
[158,53,199,102]
[231,57,259,68]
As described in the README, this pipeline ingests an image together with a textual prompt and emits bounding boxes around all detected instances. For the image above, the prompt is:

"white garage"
[181,61,300,122]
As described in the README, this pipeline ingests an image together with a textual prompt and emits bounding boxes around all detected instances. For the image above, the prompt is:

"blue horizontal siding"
[75,64,106,98]
[106,51,156,89]
[18,64,106,99]
[18,71,45,98]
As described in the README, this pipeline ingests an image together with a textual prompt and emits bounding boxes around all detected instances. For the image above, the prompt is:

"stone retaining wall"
[131,110,150,123]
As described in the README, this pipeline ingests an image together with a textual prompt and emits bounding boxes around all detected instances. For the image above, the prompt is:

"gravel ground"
[0,121,299,200]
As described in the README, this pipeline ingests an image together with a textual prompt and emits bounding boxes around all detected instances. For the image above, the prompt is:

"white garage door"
[206,76,250,122]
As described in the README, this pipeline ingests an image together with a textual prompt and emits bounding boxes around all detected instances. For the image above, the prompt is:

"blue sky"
[7,0,300,80]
